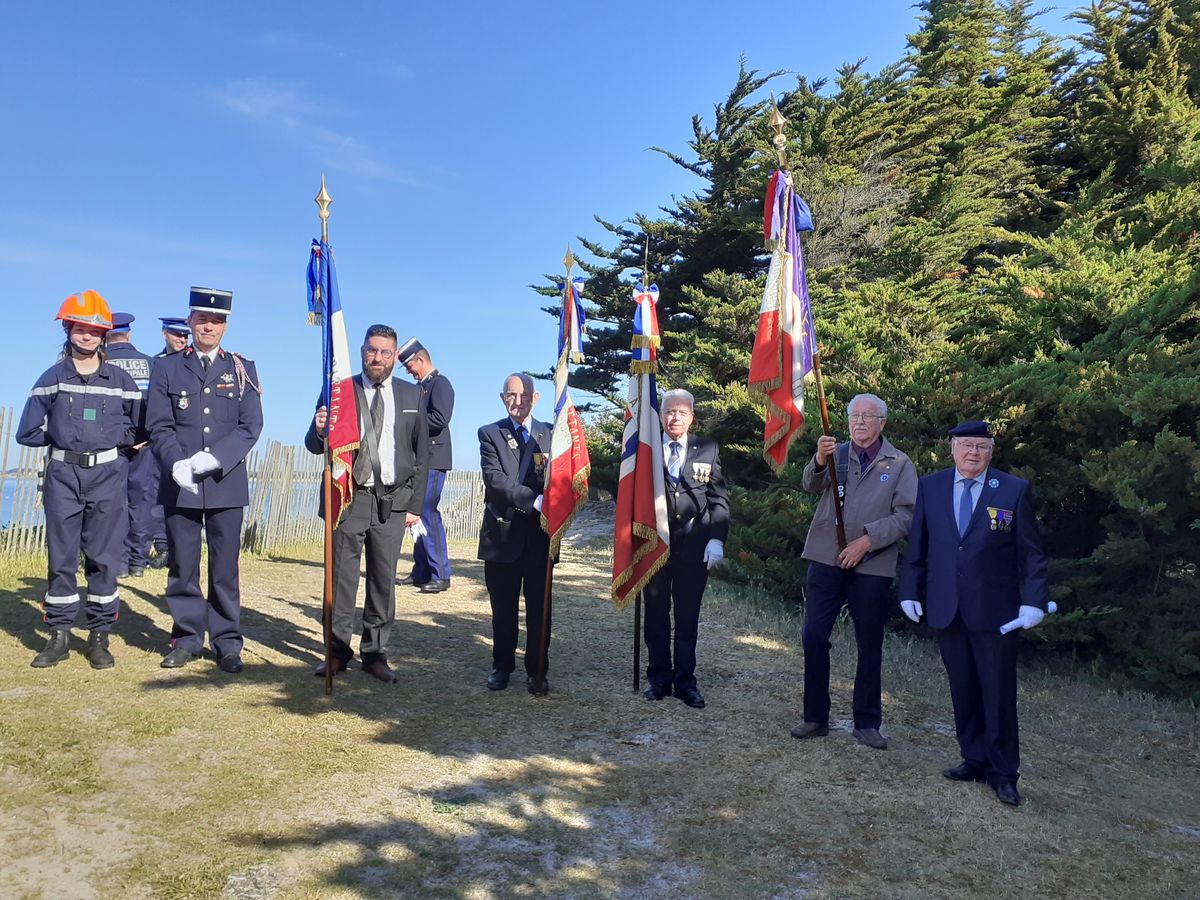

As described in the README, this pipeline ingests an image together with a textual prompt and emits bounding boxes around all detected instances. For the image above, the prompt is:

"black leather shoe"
[31,630,71,668]
[678,687,705,709]
[397,574,418,586]
[943,761,987,783]
[527,676,550,696]
[993,780,1021,806]
[87,631,115,669]
[128,565,145,577]
[161,647,197,668]
[419,580,449,594]
[148,550,169,570]
[363,658,396,683]
[218,653,245,674]
[643,683,670,701]
[790,721,829,739]
[487,669,510,691]
[852,727,888,750]
[313,655,352,677]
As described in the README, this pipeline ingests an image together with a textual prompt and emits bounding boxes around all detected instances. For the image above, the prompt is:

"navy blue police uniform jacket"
[17,358,141,452]
[900,466,1049,632]
[476,417,552,565]
[420,370,454,471]
[147,346,263,510]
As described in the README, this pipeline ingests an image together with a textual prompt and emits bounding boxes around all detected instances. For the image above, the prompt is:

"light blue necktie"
[957,477,976,537]
[667,441,682,483]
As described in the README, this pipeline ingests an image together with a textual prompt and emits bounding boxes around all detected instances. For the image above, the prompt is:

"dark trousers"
[330,488,405,663]
[410,469,450,584]
[484,549,549,677]
[42,458,127,632]
[937,615,1021,783]
[165,505,244,656]
[801,561,890,729]
[643,558,708,693]
[124,447,157,567]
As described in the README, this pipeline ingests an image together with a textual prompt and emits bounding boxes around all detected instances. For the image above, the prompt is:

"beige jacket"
[800,437,917,577]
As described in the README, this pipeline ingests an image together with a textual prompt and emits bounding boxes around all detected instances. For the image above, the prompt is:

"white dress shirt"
[361,378,396,487]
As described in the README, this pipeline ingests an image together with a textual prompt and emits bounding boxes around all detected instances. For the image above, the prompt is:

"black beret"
[948,420,992,438]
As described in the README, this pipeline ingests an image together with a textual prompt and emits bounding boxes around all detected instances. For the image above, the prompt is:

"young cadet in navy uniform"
[642,388,729,709]
[900,420,1050,806]
[478,373,553,695]
[147,288,263,674]
[104,312,157,576]
[18,291,141,669]
[146,316,192,568]
[304,324,430,683]
[397,337,455,593]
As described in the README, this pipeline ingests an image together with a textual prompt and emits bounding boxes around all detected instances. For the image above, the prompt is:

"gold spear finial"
[769,94,788,169]
[315,175,332,243]
[563,245,576,276]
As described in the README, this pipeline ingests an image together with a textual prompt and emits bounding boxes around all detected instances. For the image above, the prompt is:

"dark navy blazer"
[476,417,552,565]
[420,369,454,471]
[147,346,263,510]
[900,466,1049,632]
[665,435,730,564]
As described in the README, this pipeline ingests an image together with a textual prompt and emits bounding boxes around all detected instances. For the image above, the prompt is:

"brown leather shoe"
[790,721,829,740]
[362,658,397,684]
[852,727,888,750]
[313,655,351,678]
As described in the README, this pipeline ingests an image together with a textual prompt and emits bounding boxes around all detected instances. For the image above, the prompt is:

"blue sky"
[2,2,1077,468]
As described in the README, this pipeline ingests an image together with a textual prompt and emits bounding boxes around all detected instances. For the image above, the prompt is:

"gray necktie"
[957,478,976,537]
[668,441,681,482]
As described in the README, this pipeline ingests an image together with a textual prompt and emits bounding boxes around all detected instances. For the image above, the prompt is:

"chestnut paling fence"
[0,408,484,557]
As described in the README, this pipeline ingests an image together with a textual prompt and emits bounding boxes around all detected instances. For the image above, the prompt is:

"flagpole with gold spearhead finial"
[768,98,846,549]
[315,175,337,695]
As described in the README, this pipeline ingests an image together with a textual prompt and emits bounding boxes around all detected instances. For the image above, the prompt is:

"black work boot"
[87,630,115,669]
[31,630,71,668]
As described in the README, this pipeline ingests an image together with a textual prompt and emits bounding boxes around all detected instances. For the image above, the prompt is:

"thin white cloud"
[211,78,416,185]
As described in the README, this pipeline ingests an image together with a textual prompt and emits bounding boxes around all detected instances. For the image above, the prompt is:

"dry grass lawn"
[1,541,1198,899]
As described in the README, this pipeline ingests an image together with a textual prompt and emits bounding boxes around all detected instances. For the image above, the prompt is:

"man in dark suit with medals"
[900,420,1050,806]
[305,324,430,683]
[642,389,729,709]
[147,288,263,673]
[477,373,553,695]
[396,337,455,594]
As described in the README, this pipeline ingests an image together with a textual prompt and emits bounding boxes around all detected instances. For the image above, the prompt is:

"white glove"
[172,460,199,495]
[407,520,428,541]
[533,494,543,513]
[900,600,923,623]
[1000,604,1047,634]
[703,539,724,570]
[189,450,221,475]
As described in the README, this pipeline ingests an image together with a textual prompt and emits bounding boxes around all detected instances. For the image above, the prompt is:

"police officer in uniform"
[397,337,455,593]
[147,288,263,673]
[642,389,729,709]
[105,312,157,576]
[146,317,192,568]
[18,291,141,669]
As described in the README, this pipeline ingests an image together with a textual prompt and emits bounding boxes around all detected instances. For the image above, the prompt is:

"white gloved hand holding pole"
[900,600,923,623]
[1000,601,1057,634]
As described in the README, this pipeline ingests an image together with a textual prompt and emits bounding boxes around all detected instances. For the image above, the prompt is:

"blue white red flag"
[541,274,591,557]
[748,170,816,472]
[307,238,360,526]
[611,283,670,607]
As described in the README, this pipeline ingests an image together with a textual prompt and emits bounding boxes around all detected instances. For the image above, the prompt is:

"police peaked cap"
[189,287,233,315]
[397,337,425,364]
[159,316,191,335]
[948,420,992,438]
[110,312,135,333]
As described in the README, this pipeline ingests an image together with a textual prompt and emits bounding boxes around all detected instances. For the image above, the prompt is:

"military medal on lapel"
[988,506,1014,532]
[533,451,545,474]
[506,434,519,451]
[692,461,712,484]
[178,390,189,411]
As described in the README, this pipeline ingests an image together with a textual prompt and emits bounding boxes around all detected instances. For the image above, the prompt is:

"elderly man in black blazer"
[305,324,430,683]
[642,388,729,709]
[477,373,553,695]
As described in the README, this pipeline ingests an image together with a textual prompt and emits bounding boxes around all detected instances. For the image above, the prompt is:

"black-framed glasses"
[363,347,396,359]
[849,413,884,423]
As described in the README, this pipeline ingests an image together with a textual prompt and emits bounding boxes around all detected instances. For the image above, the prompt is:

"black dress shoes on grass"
[993,780,1022,806]
[419,580,450,594]
[313,655,352,678]
[943,761,988,783]
[678,687,705,709]
[363,659,397,683]
[643,683,670,701]
[527,676,550,696]
[160,647,197,669]
[218,653,245,674]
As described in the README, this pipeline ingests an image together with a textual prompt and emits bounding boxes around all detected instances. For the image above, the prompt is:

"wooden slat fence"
[1,409,484,557]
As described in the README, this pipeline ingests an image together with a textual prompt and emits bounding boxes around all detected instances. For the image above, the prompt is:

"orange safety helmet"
[56,290,114,331]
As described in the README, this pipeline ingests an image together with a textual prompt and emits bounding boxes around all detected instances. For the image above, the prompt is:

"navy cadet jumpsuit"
[17,358,141,631]
[105,340,156,570]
